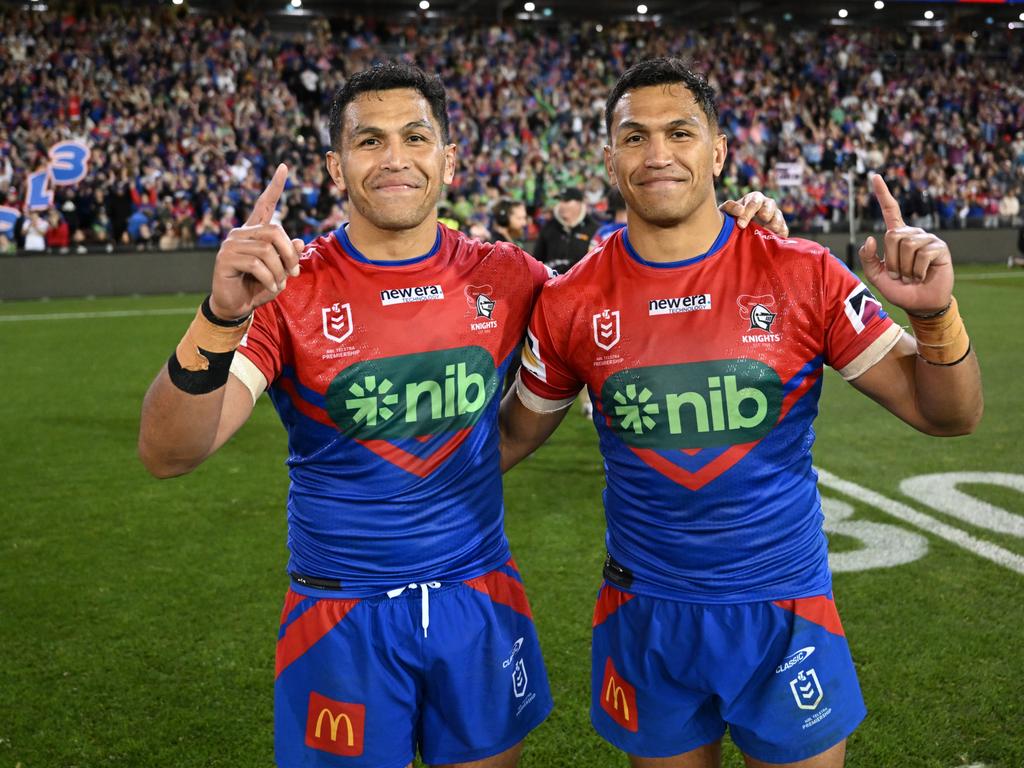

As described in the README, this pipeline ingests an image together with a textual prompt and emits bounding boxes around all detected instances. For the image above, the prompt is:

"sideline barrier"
[0,228,1019,301]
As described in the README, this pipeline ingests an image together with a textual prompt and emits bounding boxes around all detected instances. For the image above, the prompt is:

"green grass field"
[1,265,1021,768]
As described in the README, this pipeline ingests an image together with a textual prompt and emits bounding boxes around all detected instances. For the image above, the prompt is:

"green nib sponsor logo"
[345,375,399,426]
[326,346,497,439]
[612,384,660,434]
[601,359,782,449]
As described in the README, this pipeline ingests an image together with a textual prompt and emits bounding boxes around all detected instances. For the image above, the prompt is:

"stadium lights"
[524,1,535,10]
[637,4,648,14]
[838,8,848,19]
[172,0,183,5]
[419,0,429,8]
[923,10,933,20]
[1020,12,1024,21]
[874,0,884,8]
[290,0,301,8]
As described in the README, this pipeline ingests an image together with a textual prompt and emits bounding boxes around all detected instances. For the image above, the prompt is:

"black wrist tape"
[167,349,235,395]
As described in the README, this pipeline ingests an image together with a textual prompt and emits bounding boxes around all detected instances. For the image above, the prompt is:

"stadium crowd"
[1,5,1022,256]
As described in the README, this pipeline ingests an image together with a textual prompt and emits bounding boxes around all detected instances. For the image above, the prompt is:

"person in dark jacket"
[533,187,599,273]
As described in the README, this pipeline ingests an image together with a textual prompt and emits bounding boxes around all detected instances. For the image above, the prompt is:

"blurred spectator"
[1011,225,1024,268]
[488,198,529,250]
[44,209,70,252]
[589,188,628,250]
[21,211,48,252]
[533,187,599,273]
[195,210,222,248]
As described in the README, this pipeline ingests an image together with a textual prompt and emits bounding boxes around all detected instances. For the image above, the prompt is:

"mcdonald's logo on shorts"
[600,657,638,732]
[305,691,366,756]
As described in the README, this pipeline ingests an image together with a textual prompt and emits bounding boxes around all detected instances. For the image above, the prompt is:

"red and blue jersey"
[233,224,550,595]
[518,215,902,603]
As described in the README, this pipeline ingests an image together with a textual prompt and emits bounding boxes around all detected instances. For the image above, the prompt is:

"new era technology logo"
[380,284,445,306]
[648,293,712,316]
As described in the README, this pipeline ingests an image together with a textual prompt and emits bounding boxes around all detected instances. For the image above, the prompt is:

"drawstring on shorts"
[386,582,441,637]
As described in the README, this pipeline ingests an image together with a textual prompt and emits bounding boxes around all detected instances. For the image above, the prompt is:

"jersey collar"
[622,214,735,269]
[333,222,443,266]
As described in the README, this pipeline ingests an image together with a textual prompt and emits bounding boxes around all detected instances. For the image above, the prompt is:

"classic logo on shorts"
[776,646,816,675]
[737,294,781,342]
[600,657,638,732]
[322,302,353,343]
[600,359,783,449]
[789,668,824,710]
[593,309,621,351]
[305,691,366,757]
[326,346,497,439]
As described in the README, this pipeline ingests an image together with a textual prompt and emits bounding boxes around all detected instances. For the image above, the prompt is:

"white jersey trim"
[229,353,268,404]
[514,371,575,414]
[838,324,904,381]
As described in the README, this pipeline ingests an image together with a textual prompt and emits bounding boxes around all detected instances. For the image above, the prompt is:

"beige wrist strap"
[908,296,970,365]
[175,303,252,372]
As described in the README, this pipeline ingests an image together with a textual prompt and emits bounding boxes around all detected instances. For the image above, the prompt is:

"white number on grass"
[899,473,1024,538]
[822,497,929,572]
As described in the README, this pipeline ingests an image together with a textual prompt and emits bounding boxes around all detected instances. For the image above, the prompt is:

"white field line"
[816,468,1024,576]
[0,307,195,322]
[956,271,1024,280]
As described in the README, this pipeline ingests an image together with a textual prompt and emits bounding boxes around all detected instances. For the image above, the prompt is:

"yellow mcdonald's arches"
[314,708,355,746]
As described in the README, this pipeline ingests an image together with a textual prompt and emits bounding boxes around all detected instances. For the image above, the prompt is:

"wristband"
[908,296,970,366]
[168,297,252,394]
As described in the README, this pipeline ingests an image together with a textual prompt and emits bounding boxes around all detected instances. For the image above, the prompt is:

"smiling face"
[326,88,455,234]
[604,84,726,229]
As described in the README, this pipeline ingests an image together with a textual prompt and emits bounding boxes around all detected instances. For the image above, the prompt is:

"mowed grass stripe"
[0,307,196,322]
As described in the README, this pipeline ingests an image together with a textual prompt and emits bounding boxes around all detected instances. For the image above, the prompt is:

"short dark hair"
[328,61,450,148]
[604,57,718,137]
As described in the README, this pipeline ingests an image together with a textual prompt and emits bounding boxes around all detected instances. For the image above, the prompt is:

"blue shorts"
[590,584,866,764]
[274,561,552,768]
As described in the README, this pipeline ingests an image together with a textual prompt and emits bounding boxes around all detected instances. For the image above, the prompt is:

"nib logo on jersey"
[600,359,783,449]
[325,346,497,440]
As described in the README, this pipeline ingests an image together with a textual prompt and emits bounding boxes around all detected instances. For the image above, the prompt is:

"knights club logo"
[593,309,621,351]
[737,294,777,332]
[322,302,353,343]
[465,284,496,319]
[789,668,824,711]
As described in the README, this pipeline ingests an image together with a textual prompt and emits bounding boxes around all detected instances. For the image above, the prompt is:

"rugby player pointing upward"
[500,58,982,768]
[139,63,555,768]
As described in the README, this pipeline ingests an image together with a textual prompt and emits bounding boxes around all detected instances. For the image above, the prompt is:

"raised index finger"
[245,163,288,226]
[871,172,905,231]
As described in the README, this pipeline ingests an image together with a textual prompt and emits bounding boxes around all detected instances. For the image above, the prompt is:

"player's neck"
[345,216,439,262]
[625,198,724,264]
